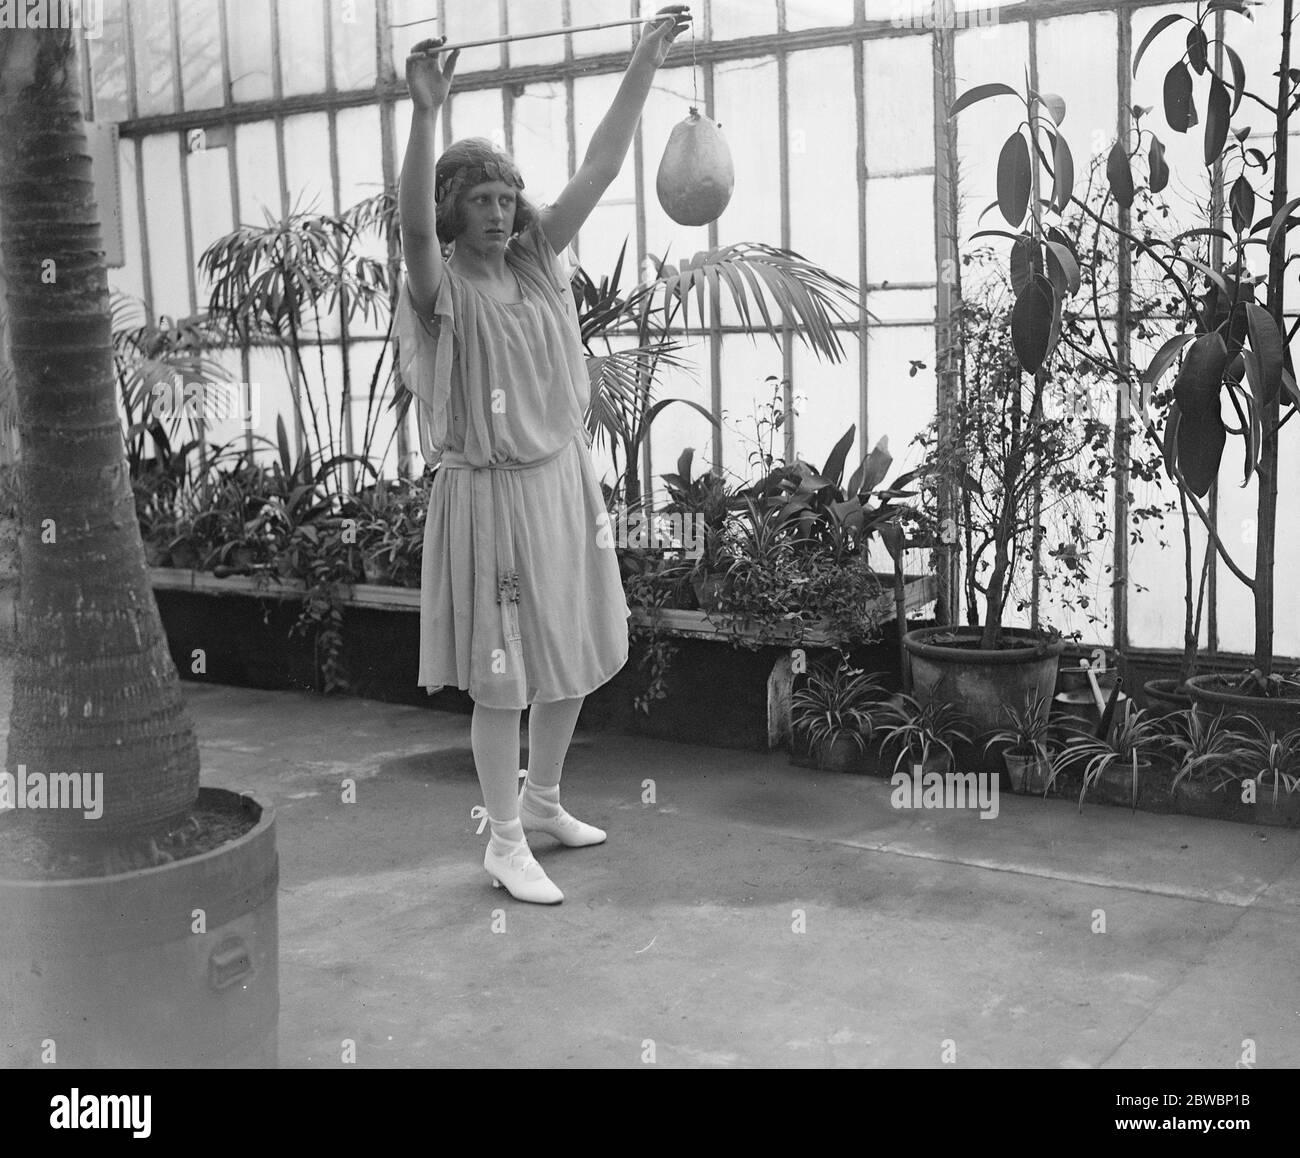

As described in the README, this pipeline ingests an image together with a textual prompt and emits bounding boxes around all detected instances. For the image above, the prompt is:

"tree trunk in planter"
[0,30,199,840]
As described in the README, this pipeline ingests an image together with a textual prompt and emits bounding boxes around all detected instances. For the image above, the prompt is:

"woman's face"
[455,179,519,254]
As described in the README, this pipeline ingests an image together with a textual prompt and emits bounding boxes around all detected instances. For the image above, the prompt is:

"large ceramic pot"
[0,788,278,1067]
[1143,677,1193,717]
[903,626,1065,772]
[1185,674,1300,734]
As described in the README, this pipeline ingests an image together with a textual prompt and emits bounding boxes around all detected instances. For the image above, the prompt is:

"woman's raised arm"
[540,5,691,255]
[400,39,460,318]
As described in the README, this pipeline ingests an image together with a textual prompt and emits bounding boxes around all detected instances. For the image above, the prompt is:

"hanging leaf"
[1233,364,1261,485]
[1282,368,1300,409]
[1133,14,1186,78]
[1164,61,1196,132]
[1220,44,1247,116]
[1045,240,1081,296]
[1176,408,1227,498]
[1204,73,1231,166]
[1162,402,1182,479]
[1229,175,1256,235]
[1011,274,1055,374]
[1148,134,1170,193]
[1051,131,1075,213]
[1009,233,1041,295]
[1243,302,1284,403]
[1205,1,1253,18]
[1266,195,1300,253]
[997,131,1033,227]
[1107,141,1134,209]
[1037,92,1067,125]
[1173,331,1228,416]
[950,83,1021,118]
[1186,25,1209,74]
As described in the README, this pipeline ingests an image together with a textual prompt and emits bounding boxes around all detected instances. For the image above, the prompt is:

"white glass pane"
[573,203,637,281]
[226,0,275,103]
[719,336,788,486]
[443,0,504,73]
[1214,471,1256,655]
[1126,478,1209,652]
[336,105,386,210]
[296,345,346,460]
[282,111,332,215]
[332,0,378,90]
[1273,420,1300,657]
[865,323,935,471]
[791,340,860,475]
[1035,12,1116,188]
[1128,2,1212,229]
[88,5,130,121]
[710,0,777,40]
[641,68,711,269]
[506,0,565,68]
[234,120,281,224]
[131,0,177,115]
[111,138,146,305]
[187,146,234,303]
[570,0,640,57]
[713,56,779,260]
[788,47,857,279]
[512,81,570,209]
[645,355,712,506]
[447,88,506,153]
[866,175,935,283]
[389,0,441,64]
[246,346,299,463]
[336,105,388,340]
[349,340,398,473]
[279,0,328,96]
[786,0,856,32]
[869,288,933,322]
[178,0,224,110]
[200,350,255,455]
[141,135,191,317]
[574,73,634,201]
[953,16,1028,240]
[864,32,934,174]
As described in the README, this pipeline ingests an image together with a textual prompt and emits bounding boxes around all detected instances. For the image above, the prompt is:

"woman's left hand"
[637,5,691,67]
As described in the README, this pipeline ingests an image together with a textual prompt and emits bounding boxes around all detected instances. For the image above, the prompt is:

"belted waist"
[438,438,573,472]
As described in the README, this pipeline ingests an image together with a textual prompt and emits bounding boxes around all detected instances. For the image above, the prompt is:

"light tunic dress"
[396,219,630,709]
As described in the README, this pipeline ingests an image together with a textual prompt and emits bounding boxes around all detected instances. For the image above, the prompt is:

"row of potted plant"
[791,656,1300,827]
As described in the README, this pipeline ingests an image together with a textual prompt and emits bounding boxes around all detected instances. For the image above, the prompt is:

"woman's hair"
[434,137,538,244]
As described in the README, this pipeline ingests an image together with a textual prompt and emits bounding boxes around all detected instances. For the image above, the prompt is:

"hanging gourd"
[656,107,734,227]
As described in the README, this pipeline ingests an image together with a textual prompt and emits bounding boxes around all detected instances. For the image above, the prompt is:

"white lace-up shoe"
[483,838,563,904]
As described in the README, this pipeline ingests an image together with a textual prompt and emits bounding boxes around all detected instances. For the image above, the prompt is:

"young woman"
[398,7,692,905]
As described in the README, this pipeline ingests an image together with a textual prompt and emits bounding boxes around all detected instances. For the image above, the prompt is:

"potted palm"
[982,693,1054,795]
[790,661,891,774]
[0,27,278,1067]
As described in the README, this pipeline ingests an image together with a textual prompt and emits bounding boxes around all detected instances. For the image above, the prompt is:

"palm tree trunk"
[0,29,200,841]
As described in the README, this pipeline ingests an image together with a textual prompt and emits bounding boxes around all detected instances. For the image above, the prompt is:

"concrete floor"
[3,652,1299,1068]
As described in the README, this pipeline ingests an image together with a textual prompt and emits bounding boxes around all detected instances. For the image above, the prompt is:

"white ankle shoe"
[484,838,563,904]
[519,777,607,848]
